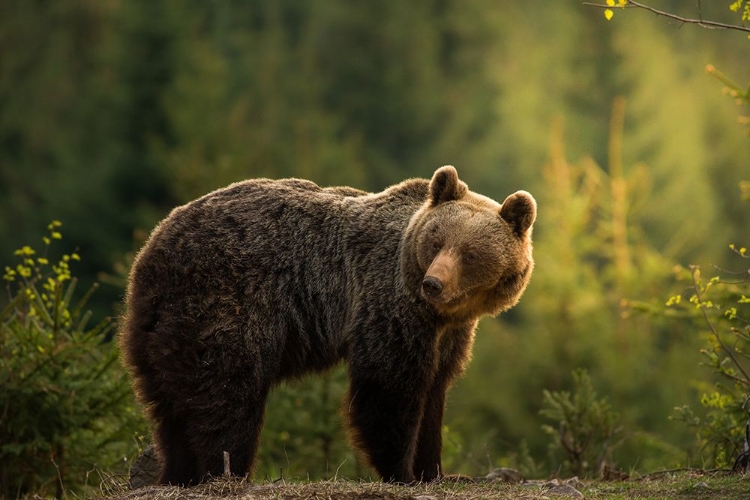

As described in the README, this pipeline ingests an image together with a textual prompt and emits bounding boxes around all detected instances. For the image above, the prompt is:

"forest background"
[1,0,750,497]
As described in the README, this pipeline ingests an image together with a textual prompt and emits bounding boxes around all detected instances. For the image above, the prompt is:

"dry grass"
[96,477,552,500]
[88,469,750,500]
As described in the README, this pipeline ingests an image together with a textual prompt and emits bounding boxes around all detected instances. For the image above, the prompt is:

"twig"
[583,1,750,33]
[223,451,230,478]
[691,266,750,383]
[732,403,750,472]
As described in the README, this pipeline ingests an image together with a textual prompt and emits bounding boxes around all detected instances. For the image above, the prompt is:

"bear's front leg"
[413,323,476,482]
[345,376,427,484]
[411,382,446,482]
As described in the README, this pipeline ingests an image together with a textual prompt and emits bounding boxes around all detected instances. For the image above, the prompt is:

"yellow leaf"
[605,9,614,20]
[606,0,615,5]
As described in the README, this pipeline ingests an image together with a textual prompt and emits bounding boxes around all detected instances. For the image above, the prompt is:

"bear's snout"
[421,250,458,303]
[422,276,444,298]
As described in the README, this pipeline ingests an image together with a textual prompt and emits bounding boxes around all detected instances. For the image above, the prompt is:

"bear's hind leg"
[187,385,271,481]
[155,412,200,486]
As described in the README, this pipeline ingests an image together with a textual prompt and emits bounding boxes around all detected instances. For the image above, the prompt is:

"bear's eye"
[432,241,442,253]
[463,251,478,264]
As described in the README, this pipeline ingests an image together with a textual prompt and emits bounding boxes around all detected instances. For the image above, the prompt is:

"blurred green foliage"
[257,368,363,481]
[0,224,145,498]
[1,0,749,493]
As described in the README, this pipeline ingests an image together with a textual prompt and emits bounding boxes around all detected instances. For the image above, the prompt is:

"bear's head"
[402,165,536,320]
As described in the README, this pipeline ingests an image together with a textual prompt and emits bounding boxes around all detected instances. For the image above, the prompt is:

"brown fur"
[119,165,536,486]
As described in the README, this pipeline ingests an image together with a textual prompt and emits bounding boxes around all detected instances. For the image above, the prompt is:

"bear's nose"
[422,276,444,298]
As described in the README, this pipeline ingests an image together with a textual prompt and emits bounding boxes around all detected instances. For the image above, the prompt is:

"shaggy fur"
[119,166,536,486]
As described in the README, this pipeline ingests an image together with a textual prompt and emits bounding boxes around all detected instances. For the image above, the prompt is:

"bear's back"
[123,176,430,381]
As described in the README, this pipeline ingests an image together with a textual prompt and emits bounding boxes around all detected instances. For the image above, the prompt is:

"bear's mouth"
[421,287,469,309]
[426,293,463,305]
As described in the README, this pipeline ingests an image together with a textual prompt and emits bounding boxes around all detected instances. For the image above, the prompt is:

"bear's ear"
[429,165,468,205]
[499,190,537,236]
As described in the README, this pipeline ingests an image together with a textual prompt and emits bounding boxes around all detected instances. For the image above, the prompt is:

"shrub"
[541,369,623,478]
[668,249,750,470]
[0,222,144,498]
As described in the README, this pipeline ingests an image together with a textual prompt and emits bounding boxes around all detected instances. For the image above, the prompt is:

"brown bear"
[119,165,536,486]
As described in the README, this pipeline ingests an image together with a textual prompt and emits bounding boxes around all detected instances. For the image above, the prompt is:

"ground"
[96,470,750,500]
